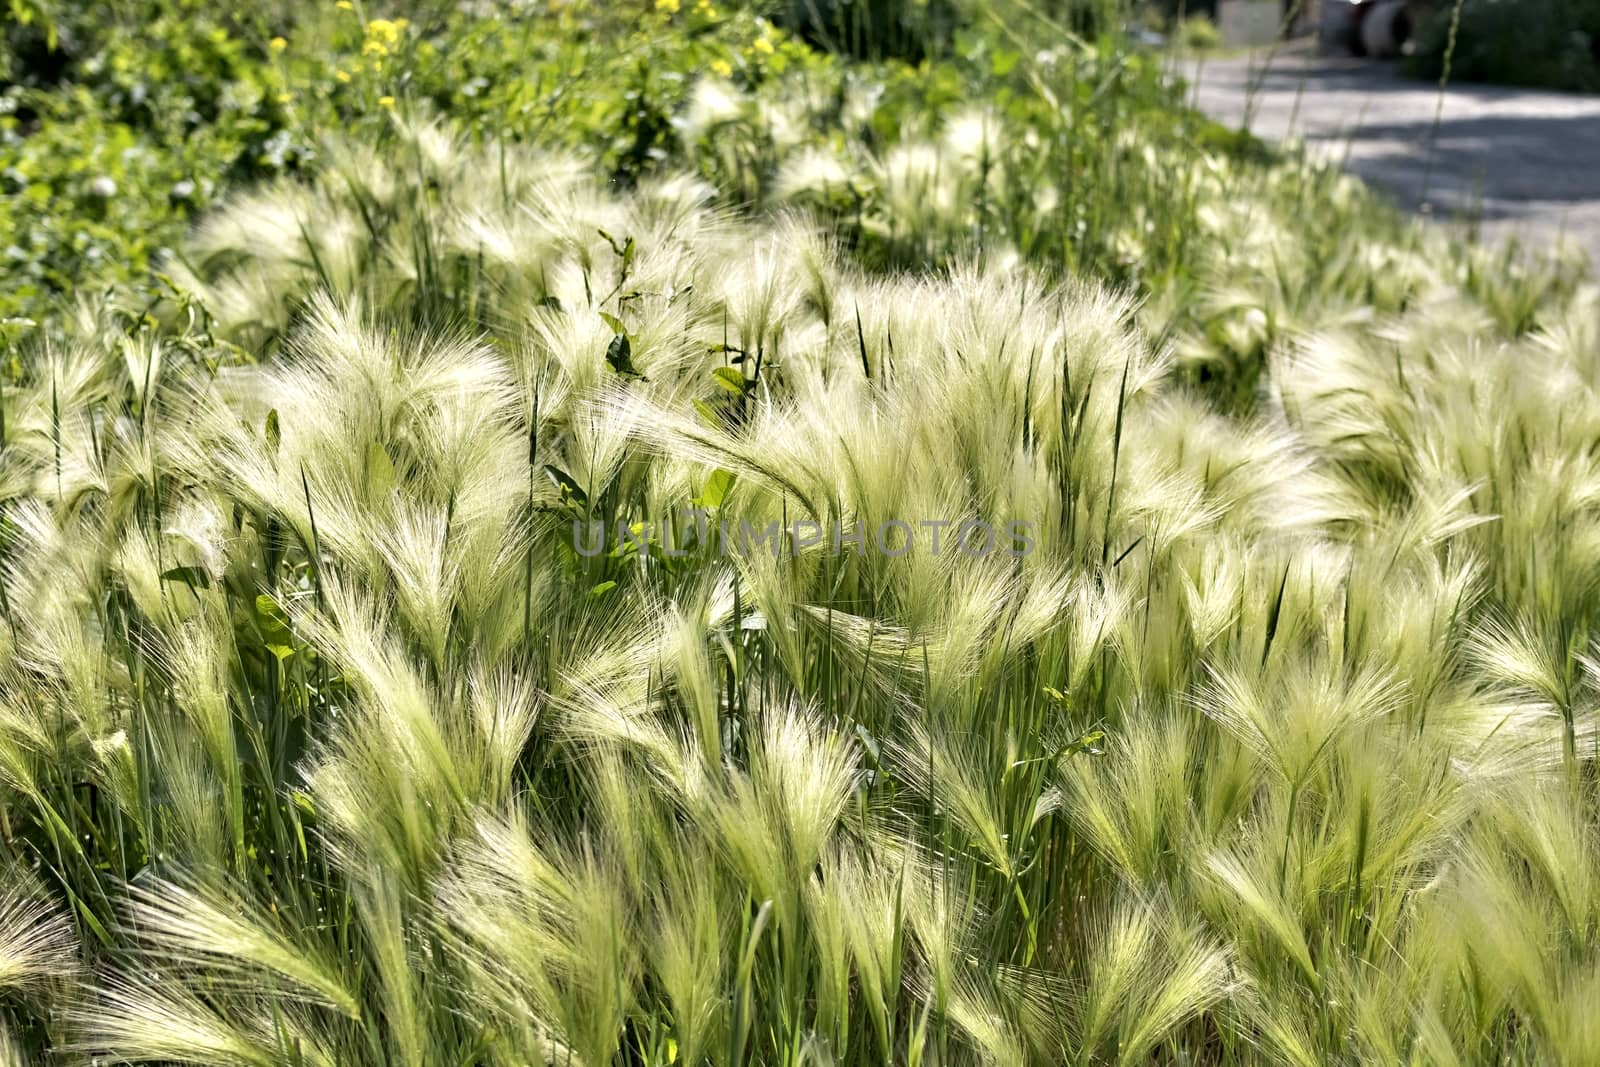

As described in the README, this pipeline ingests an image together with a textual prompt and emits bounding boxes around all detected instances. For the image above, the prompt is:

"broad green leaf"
[255,594,296,660]
[366,440,395,496]
[713,366,748,395]
[699,468,736,509]
[544,465,590,506]
[606,333,643,377]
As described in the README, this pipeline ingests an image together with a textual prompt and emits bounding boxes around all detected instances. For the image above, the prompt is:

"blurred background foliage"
[1406,0,1600,92]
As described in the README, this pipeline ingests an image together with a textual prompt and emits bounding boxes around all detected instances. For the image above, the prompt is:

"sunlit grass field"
[1,1,1597,1063]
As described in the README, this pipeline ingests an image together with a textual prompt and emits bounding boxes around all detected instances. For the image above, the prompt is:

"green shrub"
[776,0,967,57]
[1406,0,1600,91]
[0,0,794,325]
[0,3,314,324]
[1179,12,1222,47]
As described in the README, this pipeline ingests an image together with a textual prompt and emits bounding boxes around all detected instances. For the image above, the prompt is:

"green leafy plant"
[1407,0,1600,91]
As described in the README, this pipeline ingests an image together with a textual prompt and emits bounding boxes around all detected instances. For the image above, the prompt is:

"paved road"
[1178,49,1600,262]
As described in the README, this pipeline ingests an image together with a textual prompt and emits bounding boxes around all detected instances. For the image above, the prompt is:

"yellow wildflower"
[335,70,352,82]
[336,0,352,8]
[709,58,732,77]
[751,36,774,55]
[276,92,293,103]
[269,36,287,52]
[378,95,396,109]
[366,18,402,44]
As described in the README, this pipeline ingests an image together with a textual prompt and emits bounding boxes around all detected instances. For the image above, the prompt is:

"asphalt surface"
[1177,48,1600,262]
